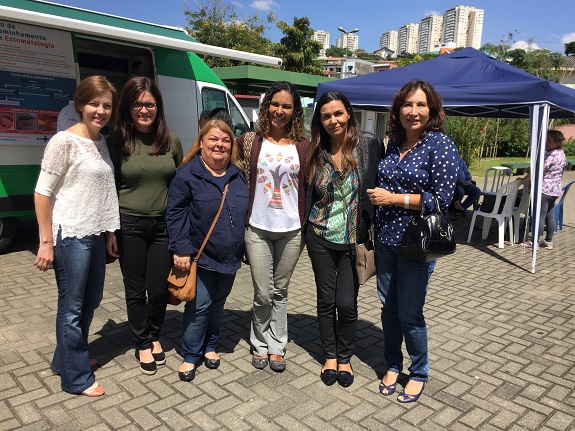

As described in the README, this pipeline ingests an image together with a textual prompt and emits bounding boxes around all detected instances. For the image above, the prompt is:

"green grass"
[468,157,530,178]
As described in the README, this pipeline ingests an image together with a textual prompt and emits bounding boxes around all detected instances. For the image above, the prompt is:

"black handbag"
[401,195,456,262]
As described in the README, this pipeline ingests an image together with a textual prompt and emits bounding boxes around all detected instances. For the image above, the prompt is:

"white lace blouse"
[36,131,120,245]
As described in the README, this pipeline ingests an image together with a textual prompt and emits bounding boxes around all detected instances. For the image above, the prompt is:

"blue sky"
[45,0,575,54]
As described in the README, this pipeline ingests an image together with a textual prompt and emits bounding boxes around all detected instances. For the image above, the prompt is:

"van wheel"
[0,217,17,254]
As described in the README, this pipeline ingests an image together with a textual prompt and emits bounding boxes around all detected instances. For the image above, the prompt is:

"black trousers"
[305,229,359,363]
[118,214,172,351]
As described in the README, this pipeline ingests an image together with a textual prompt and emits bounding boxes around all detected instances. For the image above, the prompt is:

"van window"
[201,88,249,137]
[227,94,249,137]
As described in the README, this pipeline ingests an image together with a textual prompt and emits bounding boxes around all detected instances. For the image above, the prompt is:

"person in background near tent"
[305,91,383,388]
[449,156,481,219]
[107,76,183,376]
[367,79,457,403]
[237,81,308,373]
[518,129,566,250]
[34,75,120,397]
[166,119,249,382]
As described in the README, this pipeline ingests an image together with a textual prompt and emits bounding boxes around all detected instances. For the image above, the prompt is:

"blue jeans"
[51,230,106,394]
[181,267,235,364]
[246,226,303,356]
[375,241,435,382]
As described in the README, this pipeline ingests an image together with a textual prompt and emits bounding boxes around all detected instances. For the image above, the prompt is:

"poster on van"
[0,20,76,145]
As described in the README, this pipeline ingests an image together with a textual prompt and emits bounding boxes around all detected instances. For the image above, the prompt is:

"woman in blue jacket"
[166,119,249,382]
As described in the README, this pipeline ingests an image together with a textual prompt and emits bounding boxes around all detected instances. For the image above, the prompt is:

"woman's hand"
[34,242,54,271]
[105,232,119,258]
[174,254,191,271]
[367,187,396,207]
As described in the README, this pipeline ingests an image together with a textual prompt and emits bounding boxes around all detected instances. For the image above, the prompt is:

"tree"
[184,0,275,68]
[355,49,380,61]
[565,41,575,56]
[273,17,323,75]
[325,46,350,57]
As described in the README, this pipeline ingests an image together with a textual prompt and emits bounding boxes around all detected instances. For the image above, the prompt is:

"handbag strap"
[194,183,229,262]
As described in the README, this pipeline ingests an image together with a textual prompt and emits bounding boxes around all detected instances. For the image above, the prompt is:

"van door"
[198,83,251,137]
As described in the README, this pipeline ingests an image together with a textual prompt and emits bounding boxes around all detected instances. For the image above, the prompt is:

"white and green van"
[0,0,280,252]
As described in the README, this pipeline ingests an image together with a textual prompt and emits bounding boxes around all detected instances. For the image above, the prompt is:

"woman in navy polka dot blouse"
[367,80,458,403]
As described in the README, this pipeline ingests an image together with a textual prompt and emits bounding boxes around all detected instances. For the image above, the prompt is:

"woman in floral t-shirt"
[519,130,567,249]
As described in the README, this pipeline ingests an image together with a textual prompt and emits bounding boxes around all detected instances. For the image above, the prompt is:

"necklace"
[81,124,99,141]
[331,154,342,171]
[401,140,419,153]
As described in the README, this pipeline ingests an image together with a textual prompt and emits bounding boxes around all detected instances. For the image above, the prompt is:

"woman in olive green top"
[107,77,183,375]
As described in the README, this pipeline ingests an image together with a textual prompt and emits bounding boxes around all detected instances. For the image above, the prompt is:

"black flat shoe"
[204,357,220,369]
[252,355,268,370]
[152,351,166,365]
[135,349,157,375]
[337,370,354,387]
[320,369,338,386]
[269,355,286,373]
[178,368,196,382]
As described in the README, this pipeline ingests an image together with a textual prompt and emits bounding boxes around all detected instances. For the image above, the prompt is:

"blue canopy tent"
[317,48,575,272]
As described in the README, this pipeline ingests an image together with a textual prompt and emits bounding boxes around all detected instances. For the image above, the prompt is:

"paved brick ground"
[1,172,574,430]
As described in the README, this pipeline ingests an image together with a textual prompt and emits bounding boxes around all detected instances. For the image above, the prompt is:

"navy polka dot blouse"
[375,130,458,246]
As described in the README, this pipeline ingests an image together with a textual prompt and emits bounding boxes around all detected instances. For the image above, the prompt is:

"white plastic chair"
[467,181,519,248]
[482,166,513,194]
[512,182,530,243]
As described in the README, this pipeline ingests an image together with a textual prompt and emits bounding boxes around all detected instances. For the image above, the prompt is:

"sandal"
[81,382,105,397]
[379,371,398,396]
[397,381,426,404]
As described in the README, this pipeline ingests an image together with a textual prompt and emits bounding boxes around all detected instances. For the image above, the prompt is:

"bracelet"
[404,194,410,209]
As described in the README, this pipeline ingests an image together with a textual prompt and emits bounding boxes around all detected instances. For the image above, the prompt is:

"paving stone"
[1,171,575,429]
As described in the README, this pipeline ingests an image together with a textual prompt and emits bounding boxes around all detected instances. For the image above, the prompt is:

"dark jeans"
[305,229,358,363]
[455,182,481,210]
[51,230,105,394]
[118,214,172,351]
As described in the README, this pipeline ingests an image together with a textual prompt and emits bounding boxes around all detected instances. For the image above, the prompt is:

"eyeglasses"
[131,102,157,111]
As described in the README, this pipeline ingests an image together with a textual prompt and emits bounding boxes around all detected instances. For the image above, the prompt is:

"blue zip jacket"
[166,156,249,275]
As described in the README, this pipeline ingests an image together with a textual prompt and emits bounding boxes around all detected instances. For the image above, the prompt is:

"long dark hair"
[388,79,445,143]
[306,91,361,183]
[112,76,171,155]
[257,81,305,142]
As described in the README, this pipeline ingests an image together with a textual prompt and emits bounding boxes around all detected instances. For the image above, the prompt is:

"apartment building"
[442,5,484,49]
[398,23,419,55]
[418,15,443,53]
[313,30,330,50]
[380,30,398,55]
[336,32,359,52]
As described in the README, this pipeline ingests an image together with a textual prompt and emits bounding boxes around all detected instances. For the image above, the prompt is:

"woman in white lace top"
[33,76,120,397]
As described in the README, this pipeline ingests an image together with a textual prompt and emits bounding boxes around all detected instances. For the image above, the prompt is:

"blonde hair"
[181,119,240,168]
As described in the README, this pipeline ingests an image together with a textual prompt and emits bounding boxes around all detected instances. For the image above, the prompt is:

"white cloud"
[511,40,540,51]
[250,0,278,11]
[424,10,442,17]
[231,1,243,8]
[561,33,575,44]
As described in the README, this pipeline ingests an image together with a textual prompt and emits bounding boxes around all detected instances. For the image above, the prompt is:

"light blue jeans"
[51,230,105,394]
[375,241,436,382]
[181,267,235,364]
[245,226,303,356]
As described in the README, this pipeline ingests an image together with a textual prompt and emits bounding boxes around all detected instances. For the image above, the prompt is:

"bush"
[563,138,575,157]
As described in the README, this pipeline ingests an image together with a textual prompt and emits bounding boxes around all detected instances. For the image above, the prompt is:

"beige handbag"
[167,183,229,301]
[355,238,376,285]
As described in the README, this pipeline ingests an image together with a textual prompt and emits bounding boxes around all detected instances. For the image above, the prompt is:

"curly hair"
[257,81,305,142]
[306,91,361,184]
[388,80,445,143]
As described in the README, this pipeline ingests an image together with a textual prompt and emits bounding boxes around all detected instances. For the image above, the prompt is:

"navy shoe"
[379,372,399,396]
[397,381,426,403]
